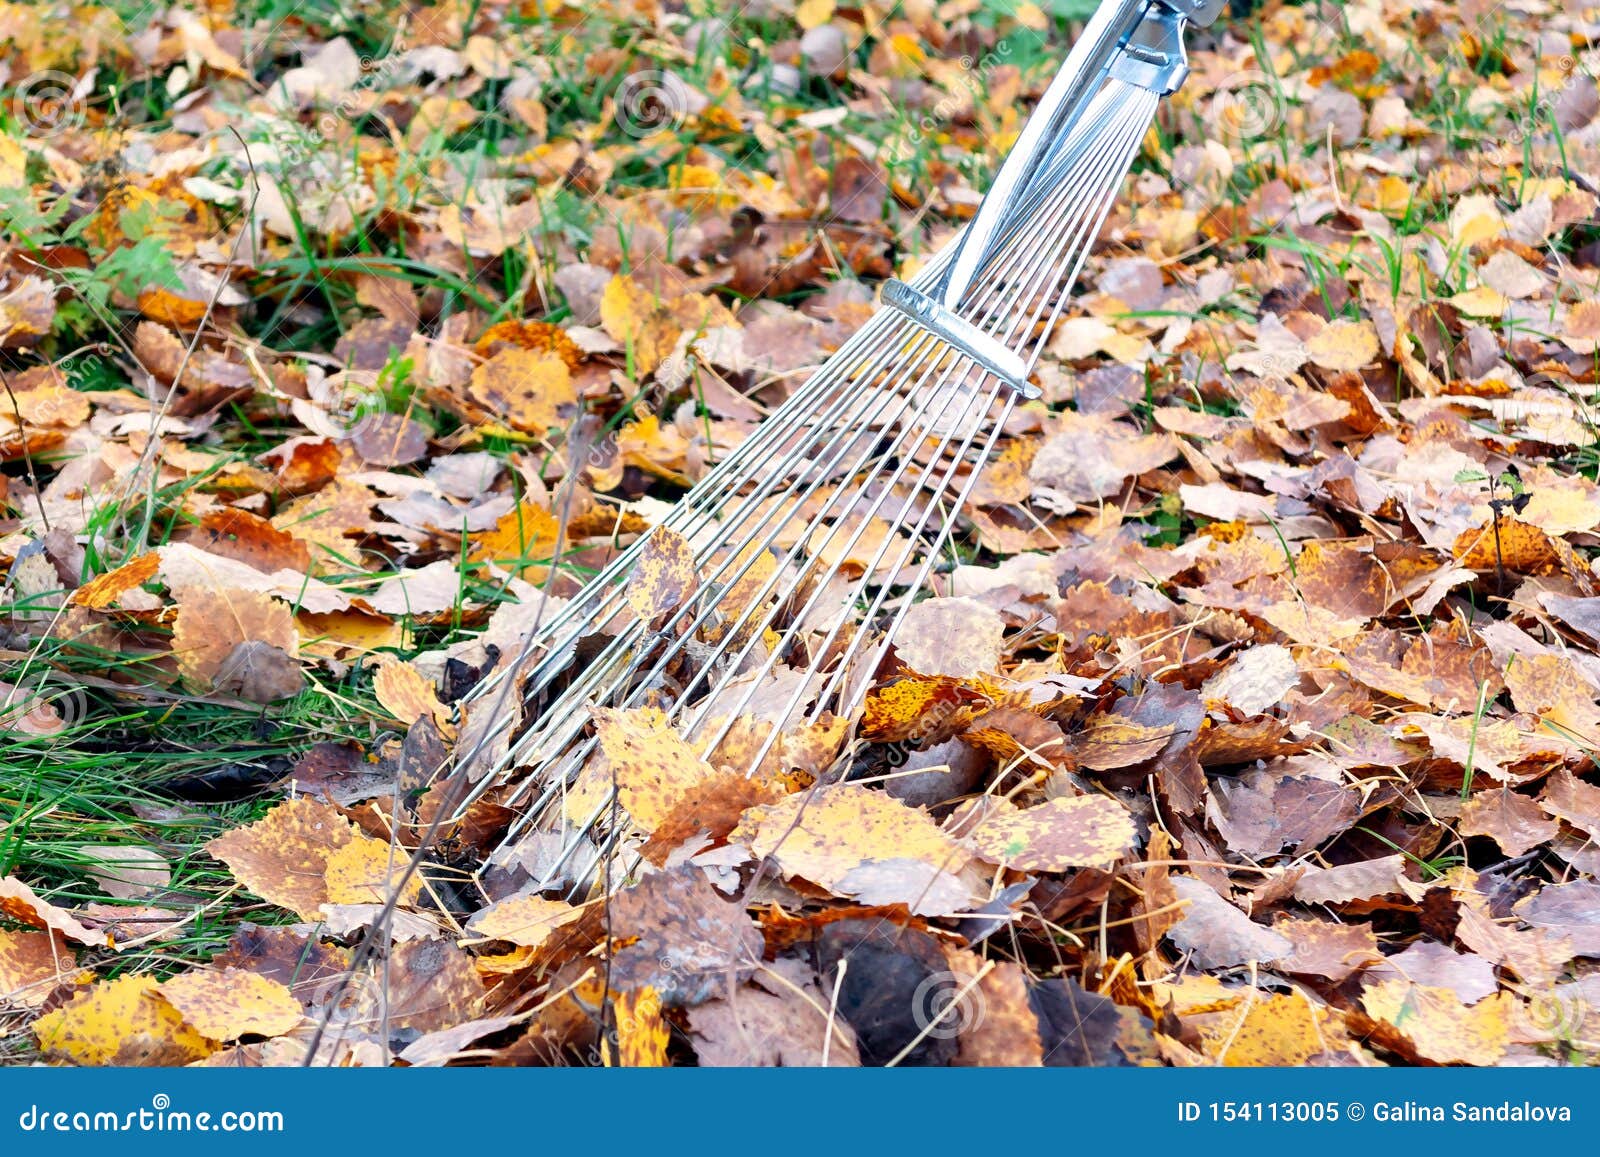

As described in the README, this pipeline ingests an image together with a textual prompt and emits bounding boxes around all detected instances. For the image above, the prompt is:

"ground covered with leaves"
[4,0,1600,1066]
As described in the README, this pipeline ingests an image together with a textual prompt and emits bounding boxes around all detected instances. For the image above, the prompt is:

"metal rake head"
[446,0,1225,894]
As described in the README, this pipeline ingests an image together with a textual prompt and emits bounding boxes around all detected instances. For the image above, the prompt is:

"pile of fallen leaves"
[6,0,1600,1066]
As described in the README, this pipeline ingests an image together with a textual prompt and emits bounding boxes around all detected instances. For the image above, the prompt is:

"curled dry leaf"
[0,929,80,1007]
[0,876,101,947]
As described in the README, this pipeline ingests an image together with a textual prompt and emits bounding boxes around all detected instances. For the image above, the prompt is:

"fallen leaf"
[158,967,304,1040]
[732,786,970,893]
[1167,877,1293,968]
[894,597,1006,678]
[969,795,1135,871]
[34,975,215,1065]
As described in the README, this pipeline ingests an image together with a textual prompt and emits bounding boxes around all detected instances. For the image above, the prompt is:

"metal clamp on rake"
[879,278,1040,399]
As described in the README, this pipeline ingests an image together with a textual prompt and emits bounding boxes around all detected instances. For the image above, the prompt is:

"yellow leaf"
[467,348,577,434]
[600,275,737,379]
[204,798,362,919]
[730,785,970,892]
[1197,993,1349,1065]
[795,0,834,30]
[593,705,716,831]
[626,529,701,629]
[1305,318,1379,372]
[70,552,160,609]
[469,501,562,574]
[1361,980,1511,1065]
[467,894,585,949]
[612,986,670,1066]
[323,837,424,907]
[35,975,216,1065]
[969,795,1135,871]
[373,659,450,729]
[158,967,304,1040]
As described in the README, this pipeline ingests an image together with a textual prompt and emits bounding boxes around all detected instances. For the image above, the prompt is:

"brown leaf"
[171,586,300,694]
[607,866,763,1006]
[0,929,79,1007]
[894,597,1006,678]
[1540,769,1600,833]
[1269,917,1382,981]
[1208,770,1356,858]
[1168,877,1293,968]
[1459,788,1559,856]
[1292,855,1405,905]
[687,957,860,1066]
[1073,714,1174,770]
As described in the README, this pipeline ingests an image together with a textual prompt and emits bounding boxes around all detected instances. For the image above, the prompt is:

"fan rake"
[447,0,1223,894]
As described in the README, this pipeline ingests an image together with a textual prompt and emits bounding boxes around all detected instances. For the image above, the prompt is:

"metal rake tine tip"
[880,279,1040,401]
